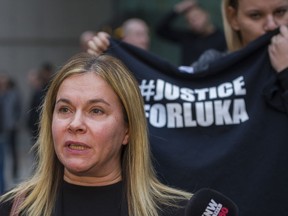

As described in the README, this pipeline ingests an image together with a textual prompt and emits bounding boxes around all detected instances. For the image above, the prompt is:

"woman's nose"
[68,112,87,133]
[264,15,278,32]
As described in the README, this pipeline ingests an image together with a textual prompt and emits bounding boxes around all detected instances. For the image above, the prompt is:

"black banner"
[108,29,288,216]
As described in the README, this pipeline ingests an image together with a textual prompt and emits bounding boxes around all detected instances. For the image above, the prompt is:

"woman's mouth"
[66,141,90,151]
[68,144,89,150]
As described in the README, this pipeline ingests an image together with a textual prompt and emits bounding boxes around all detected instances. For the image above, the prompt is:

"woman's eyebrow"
[55,98,111,106]
[87,98,111,106]
[55,98,71,105]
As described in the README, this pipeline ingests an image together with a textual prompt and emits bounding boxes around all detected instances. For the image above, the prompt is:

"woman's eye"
[249,13,261,20]
[59,107,70,113]
[91,108,103,115]
[275,8,287,17]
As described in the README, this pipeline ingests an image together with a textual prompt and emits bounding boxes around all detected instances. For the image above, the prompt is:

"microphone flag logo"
[202,199,229,216]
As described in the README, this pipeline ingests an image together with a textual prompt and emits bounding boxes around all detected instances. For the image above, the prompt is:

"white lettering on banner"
[148,76,246,102]
[141,76,249,128]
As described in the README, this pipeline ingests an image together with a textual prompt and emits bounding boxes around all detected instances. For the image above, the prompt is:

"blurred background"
[0,0,222,192]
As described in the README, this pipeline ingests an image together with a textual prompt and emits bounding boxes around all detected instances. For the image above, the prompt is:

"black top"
[0,181,187,216]
[0,94,4,133]
[61,181,124,216]
[156,10,227,65]
[0,197,12,216]
[60,181,187,216]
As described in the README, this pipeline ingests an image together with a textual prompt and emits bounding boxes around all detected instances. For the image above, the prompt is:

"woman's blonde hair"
[0,53,191,216]
[222,0,243,51]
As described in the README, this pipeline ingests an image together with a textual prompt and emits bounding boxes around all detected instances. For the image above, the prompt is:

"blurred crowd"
[0,62,55,194]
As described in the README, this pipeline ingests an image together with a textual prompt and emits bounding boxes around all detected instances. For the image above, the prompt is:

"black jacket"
[156,10,227,65]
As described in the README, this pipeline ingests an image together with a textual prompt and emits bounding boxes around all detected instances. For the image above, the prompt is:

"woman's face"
[228,0,288,46]
[52,72,129,182]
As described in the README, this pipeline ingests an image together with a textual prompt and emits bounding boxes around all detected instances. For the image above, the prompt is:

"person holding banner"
[0,53,191,216]
[156,0,227,65]
[86,1,288,215]
[222,0,288,72]
[190,0,288,74]
[87,0,288,77]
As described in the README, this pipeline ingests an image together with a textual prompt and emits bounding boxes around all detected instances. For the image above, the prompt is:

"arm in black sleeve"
[277,68,288,90]
[263,68,288,114]
[277,68,288,112]
[156,10,186,42]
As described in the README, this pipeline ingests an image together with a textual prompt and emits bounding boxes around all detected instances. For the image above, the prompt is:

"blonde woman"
[191,0,288,72]
[222,0,288,73]
[0,53,191,216]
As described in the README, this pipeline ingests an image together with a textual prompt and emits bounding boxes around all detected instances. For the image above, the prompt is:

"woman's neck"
[63,169,122,186]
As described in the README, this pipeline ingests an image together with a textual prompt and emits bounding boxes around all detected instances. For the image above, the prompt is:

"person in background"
[87,0,288,75]
[1,75,21,180]
[0,75,6,195]
[222,0,288,73]
[88,18,150,54]
[120,18,150,50]
[156,0,227,65]
[0,53,191,216]
[27,62,55,144]
[87,18,150,55]
[191,0,288,73]
[0,73,22,192]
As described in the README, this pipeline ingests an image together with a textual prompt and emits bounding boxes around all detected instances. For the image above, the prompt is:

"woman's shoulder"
[0,198,13,216]
[0,190,27,216]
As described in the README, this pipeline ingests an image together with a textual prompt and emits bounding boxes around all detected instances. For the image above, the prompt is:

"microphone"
[185,188,239,216]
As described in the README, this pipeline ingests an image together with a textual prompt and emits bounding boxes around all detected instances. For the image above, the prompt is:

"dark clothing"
[0,139,4,195]
[106,28,288,216]
[0,181,187,216]
[0,94,5,194]
[0,196,11,216]
[27,86,47,142]
[156,10,227,65]
[2,88,21,179]
[189,47,288,112]
[0,92,4,195]
[60,181,126,216]
[0,94,3,133]
[190,49,227,72]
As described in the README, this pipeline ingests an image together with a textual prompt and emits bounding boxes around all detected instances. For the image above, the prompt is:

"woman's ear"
[227,6,240,31]
[122,128,129,145]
